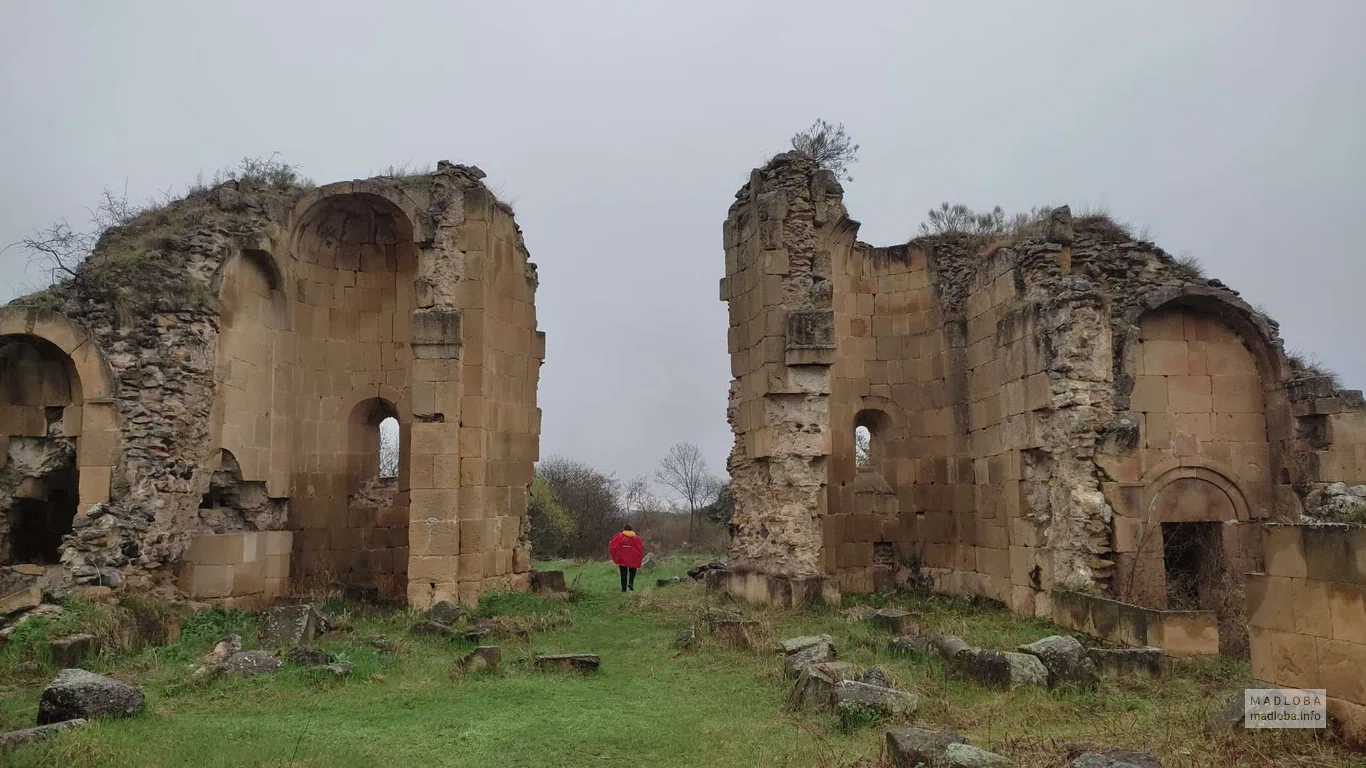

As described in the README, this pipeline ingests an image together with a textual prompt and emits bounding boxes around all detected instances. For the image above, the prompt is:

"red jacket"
[609,530,644,568]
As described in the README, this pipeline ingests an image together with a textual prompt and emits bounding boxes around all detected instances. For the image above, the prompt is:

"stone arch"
[1142,463,1250,523]
[290,189,420,270]
[1122,287,1287,388]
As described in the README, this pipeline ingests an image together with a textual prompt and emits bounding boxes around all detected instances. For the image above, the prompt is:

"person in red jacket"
[609,524,645,592]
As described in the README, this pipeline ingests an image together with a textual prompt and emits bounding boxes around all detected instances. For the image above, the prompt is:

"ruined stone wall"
[721,154,1366,633]
[1,162,541,607]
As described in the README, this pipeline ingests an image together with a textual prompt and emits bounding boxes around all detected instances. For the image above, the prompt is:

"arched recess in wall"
[845,396,905,485]
[212,248,291,496]
[341,396,410,599]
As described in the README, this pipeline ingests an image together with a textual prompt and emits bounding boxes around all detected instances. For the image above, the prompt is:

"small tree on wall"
[790,119,860,181]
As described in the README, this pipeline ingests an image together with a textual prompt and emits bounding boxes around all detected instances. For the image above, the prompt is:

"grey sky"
[2,1,1363,494]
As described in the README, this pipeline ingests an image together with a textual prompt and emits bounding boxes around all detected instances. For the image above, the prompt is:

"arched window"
[855,425,872,469]
[378,416,399,480]
[853,409,890,472]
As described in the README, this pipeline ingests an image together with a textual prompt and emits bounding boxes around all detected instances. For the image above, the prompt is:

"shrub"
[790,119,859,181]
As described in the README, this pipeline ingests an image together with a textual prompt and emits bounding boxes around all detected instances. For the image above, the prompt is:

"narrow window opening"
[1161,521,1223,611]
[855,425,872,469]
[378,416,399,480]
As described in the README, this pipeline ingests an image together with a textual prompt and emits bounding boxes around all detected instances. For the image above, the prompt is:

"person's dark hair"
[623,524,633,532]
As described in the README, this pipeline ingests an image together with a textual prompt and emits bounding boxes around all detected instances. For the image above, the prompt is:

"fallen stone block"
[426,600,467,626]
[687,559,727,581]
[783,640,836,679]
[410,620,457,638]
[0,586,41,617]
[776,634,833,655]
[889,634,931,657]
[1066,744,1163,767]
[453,645,502,675]
[929,633,971,662]
[857,665,891,689]
[872,608,919,636]
[259,605,325,648]
[531,570,568,596]
[204,634,243,665]
[363,634,395,653]
[37,669,144,725]
[534,653,599,673]
[1086,647,1165,679]
[222,650,283,677]
[0,718,89,751]
[835,680,919,725]
[49,634,97,668]
[942,742,1011,767]
[790,661,858,712]
[675,627,698,650]
[656,576,683,586]
[286,646,335,666]
[1017,635,1098,690]
[886,727,967,767]
[951,648,1048,689]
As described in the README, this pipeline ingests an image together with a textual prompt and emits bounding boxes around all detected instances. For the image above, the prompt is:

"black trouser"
[619,565,637,591]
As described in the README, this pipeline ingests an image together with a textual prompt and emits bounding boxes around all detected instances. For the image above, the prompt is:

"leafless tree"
[654,443,719,538]
[790,119,860,181]
[378,417,400,479]
[536,456,625,558]
[10,185,141,287]
[623,475,661,515]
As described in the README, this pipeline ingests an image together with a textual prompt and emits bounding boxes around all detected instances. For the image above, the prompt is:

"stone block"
[1263,527,1307,578]
[1291,578,1333,638]
[185,564,233,599]
[186,534,247,567]
[1316,638,1366,703]
[1328,583,1366,642]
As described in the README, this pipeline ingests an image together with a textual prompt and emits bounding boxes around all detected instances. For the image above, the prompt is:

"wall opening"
[7,465,77,565]
[1161,521,1223,611]
[197,450,287,533]
[854,425,872,469]
[379,416,399,480]
[853,410,890,472]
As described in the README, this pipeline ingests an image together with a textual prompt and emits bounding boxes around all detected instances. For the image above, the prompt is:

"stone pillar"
[406,307,463,608]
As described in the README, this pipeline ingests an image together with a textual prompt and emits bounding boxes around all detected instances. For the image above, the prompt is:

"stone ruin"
[0,162,543,608]
[719,153,1366,653]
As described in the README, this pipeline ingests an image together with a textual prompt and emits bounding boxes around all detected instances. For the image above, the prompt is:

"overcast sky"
[2,1,1363,496]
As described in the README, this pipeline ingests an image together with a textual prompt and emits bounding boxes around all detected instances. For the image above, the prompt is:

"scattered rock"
[687,559,727,581]
[410,620,456,638]
[204,635,242,666]
[363,634,395,653]
[37,669,144,725]
[462,627,492,643]
[286,646,335,666]
[776,634,833,655]
[873,608,919,636]
[1086,647,1164,679]
[784,640,836,679]
[890,634,931,657]
[49,634,97,668]
[426,601,467,626]
[453,645,502,675]
[656,577,683,587]
[941,743,1011,767]
[1067,744,1163,768]
[1205,692,1246,732]
[259,605,325,649]
[222,650,283,677]
[0,586,41,617]
[701,607,745,630]
[839,605,877,623]
[1017,635,1098,689]
[929,634,972,662]
[886,727,967,768]
[318,663,351,679]
[834,680,919,724]
[534,653,599,673]
[674,627,698,650]
[790,661,858,712]
[857,666,892,689]
[951,648,1049,689]
[0,718,89,750]
[9,564,44,577]
[531,570,568,597]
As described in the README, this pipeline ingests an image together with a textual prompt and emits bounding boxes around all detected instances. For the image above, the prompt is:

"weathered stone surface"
[890,634,931,657]
[1018,635,1098,689]
[687,559,728,581]
[1205,692,1245,732]
[0,718,89,750]
[790,661,857,712]
[834,680,919,723]
[534,653,599,673]
[531,570,567,595]
[776,634,833,655]
[1070,750,1163,768]
[942,743,1011,767]
[1086,647,1164,678]
[930,634,972,662]
[656,577,683,586]
[259,605,324,648]
[318,663,351,679]
[410,620,456,638]
[452,645,502,675]
[0,586,41,617]
[363,634,395,652]
[951,648,1048,689]
[857,665,892,689]
[886,727,967,768]
[286,646,335,666]
[675,626,698,650]
[37,669,144,725]
[222,650,283,677]
[783,640,836,679]
[426,601,467,626]
[49,634,97,668]
[873,608,919,636]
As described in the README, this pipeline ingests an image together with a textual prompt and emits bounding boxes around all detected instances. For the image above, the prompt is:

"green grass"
[1,557,1361,767]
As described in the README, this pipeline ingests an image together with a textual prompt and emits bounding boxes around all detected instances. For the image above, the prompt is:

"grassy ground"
[0,555,1362,767]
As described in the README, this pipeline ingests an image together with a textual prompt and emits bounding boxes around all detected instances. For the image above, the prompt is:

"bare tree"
[536,456,625,558]
[11,185,141,287]
[378,417,400,479]
[790,119,860,181]
[654,443,719,539]
[623,475,660,515]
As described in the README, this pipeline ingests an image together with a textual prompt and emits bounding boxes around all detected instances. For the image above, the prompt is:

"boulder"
[890,634,931,657]
[49,634,97,668]
[204,634,243,665]
[675,627,698,650]
[929,634,971,662]
[259,605,325,649]
[0,586,41,617]
[783,640,836,679]
[453,645,502,675]
[873,608,919,636]
[37,669,144,725]
[535,653,599,673]
[858,665,892,689]
[952,648,1048,689]
[1017,635,1098,690]
[531,570,568,596]
[410,620,456,638]
[942,743,1011,767]
[363,634,395,653]
[222,650,283,677]
[886,727,967,767]
[463,627,492,643]
[790,661,858,712]
[0,718,89,750]
[286,646,335,666]
[1086,647,1165,679]
[1067,744,1163,768]
[687,559,728,580]
[834,680,919,724]
[776,634,833,655]
[426,601,467,626]
[656,577,683,587]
